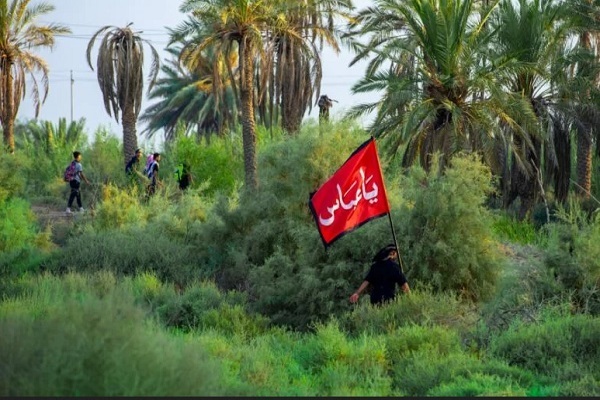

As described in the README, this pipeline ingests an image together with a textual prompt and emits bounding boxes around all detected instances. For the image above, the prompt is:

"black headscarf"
[372,244,397,262]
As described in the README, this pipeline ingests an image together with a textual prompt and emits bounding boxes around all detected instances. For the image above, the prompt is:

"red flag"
[309,137,390,246]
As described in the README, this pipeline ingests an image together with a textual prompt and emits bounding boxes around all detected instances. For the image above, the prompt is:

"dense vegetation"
[2,0,600,396]
[0,120,599,396]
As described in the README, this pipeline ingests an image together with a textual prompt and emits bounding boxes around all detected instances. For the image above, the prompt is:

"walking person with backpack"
[146,152,161,196]
[65,151,90,214]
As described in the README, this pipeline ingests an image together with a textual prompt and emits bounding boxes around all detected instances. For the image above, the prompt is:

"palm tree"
[566,0,600,199]
[492,0,600,215]
[489,0,573,216]
[0,0,70,153]
[345,0,538,173]
[176,0,285,191]
[140,46,239,143]
[273,0,353,134]
[15,117,86,153]
[86,23,159,166]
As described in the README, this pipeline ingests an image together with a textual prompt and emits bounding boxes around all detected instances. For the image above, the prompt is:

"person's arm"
[80,171,90,184]
[349,280,369,303]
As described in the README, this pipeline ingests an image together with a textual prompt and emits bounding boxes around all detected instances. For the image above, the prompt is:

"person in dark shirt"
[349,244,410,305]
[125,148,143,176]
[176,162,193,191]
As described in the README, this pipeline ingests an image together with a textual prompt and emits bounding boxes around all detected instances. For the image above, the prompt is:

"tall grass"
[0,287,235,396]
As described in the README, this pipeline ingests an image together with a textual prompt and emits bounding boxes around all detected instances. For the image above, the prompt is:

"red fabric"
[309,138,390,246]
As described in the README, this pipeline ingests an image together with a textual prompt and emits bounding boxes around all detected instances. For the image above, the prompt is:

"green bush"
[542,207,600,314]
[0,286,236,396]
[187,124,391,328]
[393,347,533,396]
[93,184,149,230]
[427,373,527,396]
[294,321,393,396]
[383,324,462,360]
[477,243,562,338]
[154,280,269,336]
[0,198,53,280]
[0,153,27,201]
[85,127,129,187]
[490,311,600,379]
[491,212,538,245]
[339,288,476,335]
[46,228,198,285]
[0,198,44,253]
[397,153,504,301]
[167,135,242,195]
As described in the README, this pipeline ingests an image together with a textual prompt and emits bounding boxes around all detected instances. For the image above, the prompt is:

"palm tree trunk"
[281,43,304,134]
[507,136,541,220]
[576,31,593,198]
[240,37,258,191]
[554,125,571,203]
[122,104,138,166]
[2,69,16,153]
[576,123,592,198]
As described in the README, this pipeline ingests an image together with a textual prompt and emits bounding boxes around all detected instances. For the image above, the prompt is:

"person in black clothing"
[177,162,193,191]
[125,148,143,176]
[349,244,410,305]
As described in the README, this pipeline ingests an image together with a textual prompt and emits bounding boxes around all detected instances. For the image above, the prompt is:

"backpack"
[174,163,184,182]
[146,161,157,179]
[143,154,154,175]
[63,161,77,182]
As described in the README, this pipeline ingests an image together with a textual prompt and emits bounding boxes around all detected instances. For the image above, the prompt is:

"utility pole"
[70,70,74,123]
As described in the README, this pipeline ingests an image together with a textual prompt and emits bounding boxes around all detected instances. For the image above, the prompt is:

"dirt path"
[32,205,74,221]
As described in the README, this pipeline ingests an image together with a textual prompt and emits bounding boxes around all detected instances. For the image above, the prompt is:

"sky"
[20,0,377,145]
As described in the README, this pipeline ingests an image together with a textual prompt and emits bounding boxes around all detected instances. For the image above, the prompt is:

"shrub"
[92,184,149,230]
[154,280,269,336]
[477,243,561,337]
[427,373,527,396]
[0,197,53,280]
[0,287,233,396]
[397,153,504,301]
[339,288,476,335]
[46,228,198,285]
[542,206,600,314]
[188,124,392,328]
[168,135,242,195]
[489,311,600,379]
[0,198,45,253]
[0,153,27,201]
[294,321,393,396]
[393,347,533,396]
[85,127,128,188]
[491,213,538,245]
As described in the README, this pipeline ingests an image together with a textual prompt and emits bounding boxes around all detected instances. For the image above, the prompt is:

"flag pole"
[372,134,405,274]
[387,212,405,274]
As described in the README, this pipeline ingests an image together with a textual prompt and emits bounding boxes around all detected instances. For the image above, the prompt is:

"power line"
[38,20,167,32]
[55,34,169,45]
